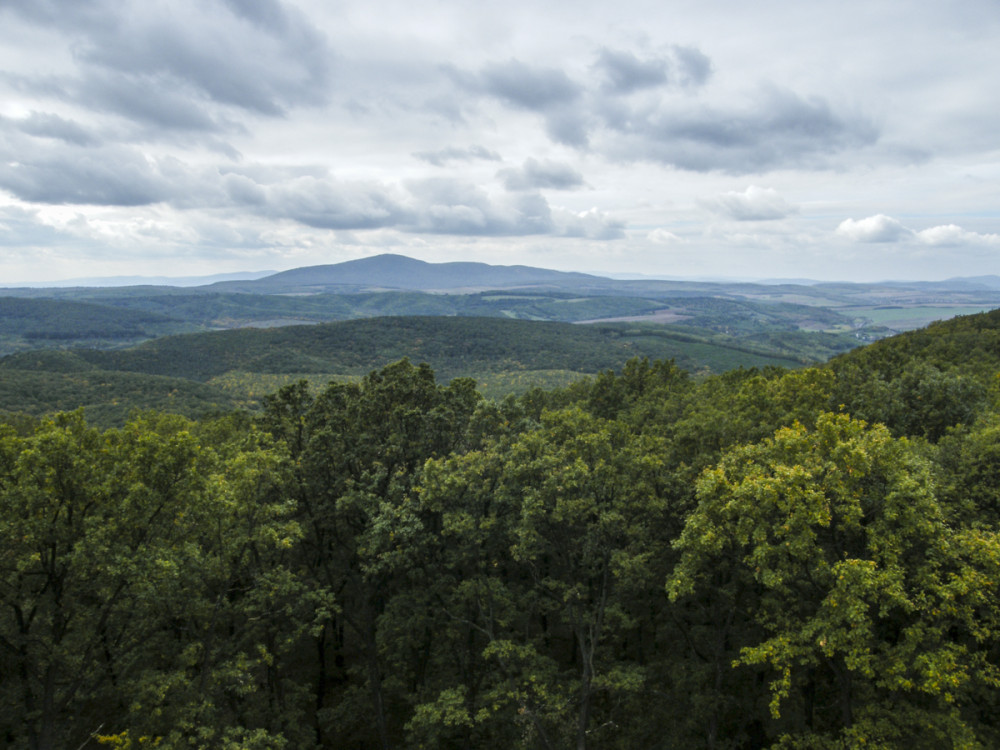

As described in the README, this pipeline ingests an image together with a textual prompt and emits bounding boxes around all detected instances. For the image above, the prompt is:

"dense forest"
[4,309,1000,748]
[0,316,844,427]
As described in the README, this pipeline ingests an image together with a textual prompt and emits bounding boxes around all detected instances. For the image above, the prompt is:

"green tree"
[0,412,307,750]
[670,413,1000,747]
[263,360,480,748]
[417,408,674,749]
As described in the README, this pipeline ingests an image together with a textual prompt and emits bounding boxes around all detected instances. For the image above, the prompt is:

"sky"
[1,0,999,284]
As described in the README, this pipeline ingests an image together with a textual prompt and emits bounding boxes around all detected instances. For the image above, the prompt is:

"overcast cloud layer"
[1,0,999,282]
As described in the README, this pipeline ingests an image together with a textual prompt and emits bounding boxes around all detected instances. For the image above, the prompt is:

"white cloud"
[836,215,1000,248]
[835,214,912,242]
[916,224,1000,247]
[647,228,683,244]
[701,185,796,221]
[555,207,625,240]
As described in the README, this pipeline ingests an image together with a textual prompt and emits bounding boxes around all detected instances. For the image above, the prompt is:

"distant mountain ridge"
[9,254,1000,296]
[207,254,607,293]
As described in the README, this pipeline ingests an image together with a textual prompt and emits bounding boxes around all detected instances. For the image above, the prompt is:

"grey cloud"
[10,0,332,124]
[0,205,62,248]
[413,145,502,167]
[475,60,582,111]
[220,0,292,31]
[256,173,620,238]
[79,73,225,132]
[595,49,669,94]
[0,132,227,208]
[459,60,589,145]
[594,46,711,95]
[12,112,99,146]
[224,174,268,206]
[0,134,626,241]
[81,20,328,117]
[0,140,174,205]
[673,46,712,87]
[543,107,591,148]
[0,0,105,30]
[266,177,409,230]
[602,87,878,173]
[403,178,548,236]
[263,173,568,237]
[455,51,872,173]
[499,158,585,191]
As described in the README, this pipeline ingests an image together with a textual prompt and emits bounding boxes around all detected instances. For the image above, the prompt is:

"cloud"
[5,0,332,136]
[413,145,502,166]
[0,139,176,206]
[6,111,99,146]
[404,178,554,236]
[916,224,1000,247]
[836,214,911,242]
[555,207,626,240]
[498,158,585,191]
[0,123,620,240]
[648,228,683,244]
[443,40,873,172]
[457,59,590,146]
[264,176,409,230]
[837,215,1000,247]
[601,87,878,173]
[673,46,712,87]
[595,49,669,94]
[260,175,623,239]
[77,72,229,133]
[701,185,797,220]
[475,59,582,111]
[0,205,63,248]
[594,46,711,94]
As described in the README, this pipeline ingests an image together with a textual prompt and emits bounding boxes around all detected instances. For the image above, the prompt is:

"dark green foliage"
[0,316,815,424]
[0,297,194,355]
[0,367,241,428]
[828,310,1000,440]
[61,317,807,382]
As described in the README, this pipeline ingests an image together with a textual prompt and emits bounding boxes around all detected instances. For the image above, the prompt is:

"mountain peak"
[209,254,606,293]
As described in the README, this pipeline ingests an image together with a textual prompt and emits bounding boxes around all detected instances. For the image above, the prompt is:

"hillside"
[0,316,818,425]
[0,296,197,354]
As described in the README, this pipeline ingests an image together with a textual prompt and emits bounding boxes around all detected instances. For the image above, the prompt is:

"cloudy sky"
[1,0,999,283]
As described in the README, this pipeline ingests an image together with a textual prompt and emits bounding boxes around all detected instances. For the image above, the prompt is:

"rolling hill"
[0,316,815,426]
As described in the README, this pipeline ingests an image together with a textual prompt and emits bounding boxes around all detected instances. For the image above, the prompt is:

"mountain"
[207,254,607,293]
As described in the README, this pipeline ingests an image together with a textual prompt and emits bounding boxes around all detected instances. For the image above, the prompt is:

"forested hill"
[829,305,1000,378]
[64,316,805,380]
[6,308,1000,748]
[0,315,810,425]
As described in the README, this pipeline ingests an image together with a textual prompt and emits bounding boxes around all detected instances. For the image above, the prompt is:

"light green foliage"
[670,413,1000,747]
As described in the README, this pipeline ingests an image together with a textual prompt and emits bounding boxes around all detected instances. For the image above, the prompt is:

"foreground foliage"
[4,310,1000,748]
